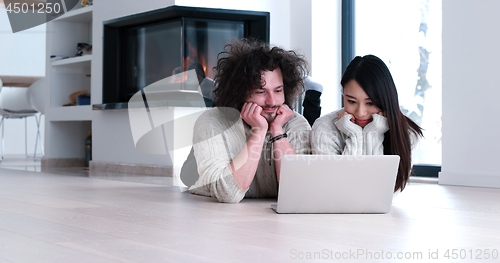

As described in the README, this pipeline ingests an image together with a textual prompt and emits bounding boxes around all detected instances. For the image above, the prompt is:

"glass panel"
[184,19,244,81]
[120,18,243,101]
[121,20,182,101]
[355,0,442,165]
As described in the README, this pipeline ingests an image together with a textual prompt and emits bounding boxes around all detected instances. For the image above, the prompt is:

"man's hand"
[232,102,269,190]
[270,104,293,132]
[241,102,268,131]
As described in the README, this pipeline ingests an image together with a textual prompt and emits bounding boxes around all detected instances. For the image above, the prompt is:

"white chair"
[0,81,39,161]
[26,79,45,158]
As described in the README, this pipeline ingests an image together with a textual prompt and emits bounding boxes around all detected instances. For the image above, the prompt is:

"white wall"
[0,9,45,156]
[311,0,342,115]
[290,0,311,63]
[0,9,46,76]
[439,0,500,188]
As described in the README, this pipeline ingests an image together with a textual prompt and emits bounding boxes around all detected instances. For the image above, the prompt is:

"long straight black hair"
[341,55,423,192]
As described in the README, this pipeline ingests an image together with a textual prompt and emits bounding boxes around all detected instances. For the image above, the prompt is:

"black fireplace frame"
[98,5,270,109]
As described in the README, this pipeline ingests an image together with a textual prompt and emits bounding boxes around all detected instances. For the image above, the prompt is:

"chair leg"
[33,115,38,159]
[25,117,28,158]
[0,116,4,161]
[39,114,44,157]
[33,113,44,159]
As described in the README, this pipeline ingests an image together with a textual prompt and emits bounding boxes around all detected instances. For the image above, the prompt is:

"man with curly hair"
[188,39,311,203]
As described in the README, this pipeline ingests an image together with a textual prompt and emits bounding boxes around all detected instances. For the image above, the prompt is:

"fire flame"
[170,40,208,84]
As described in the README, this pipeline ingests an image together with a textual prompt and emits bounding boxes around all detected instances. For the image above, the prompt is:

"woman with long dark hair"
[311,55,423,192]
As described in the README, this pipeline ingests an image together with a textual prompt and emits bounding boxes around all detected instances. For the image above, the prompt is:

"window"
[350,0,442,171]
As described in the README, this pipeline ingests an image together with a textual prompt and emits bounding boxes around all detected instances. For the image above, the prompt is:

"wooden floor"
[0,157,499,262]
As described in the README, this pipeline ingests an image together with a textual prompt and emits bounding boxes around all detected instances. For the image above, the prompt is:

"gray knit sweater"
[311,109,389,155]
[189,108,311,203]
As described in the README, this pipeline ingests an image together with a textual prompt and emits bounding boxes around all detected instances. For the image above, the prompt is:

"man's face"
[246,68,285,123]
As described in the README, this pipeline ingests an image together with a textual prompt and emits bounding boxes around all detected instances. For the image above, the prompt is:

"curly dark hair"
[213,38,309,111]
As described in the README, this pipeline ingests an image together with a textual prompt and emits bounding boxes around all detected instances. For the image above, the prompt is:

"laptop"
[271,155,400,214]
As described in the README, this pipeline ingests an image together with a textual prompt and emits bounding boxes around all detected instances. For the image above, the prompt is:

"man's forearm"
[229,130,266,189]
[270,126,295,182]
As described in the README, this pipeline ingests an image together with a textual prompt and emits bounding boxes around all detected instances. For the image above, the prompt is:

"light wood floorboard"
[0,165,499,262]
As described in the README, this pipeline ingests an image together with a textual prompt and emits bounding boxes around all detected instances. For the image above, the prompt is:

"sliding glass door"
[346,0,442,175]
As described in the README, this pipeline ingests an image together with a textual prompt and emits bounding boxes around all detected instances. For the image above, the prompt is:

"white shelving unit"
[45,105,93,121]
[44,6,94,161]
[52,6,93,23]
[51,55,92,67]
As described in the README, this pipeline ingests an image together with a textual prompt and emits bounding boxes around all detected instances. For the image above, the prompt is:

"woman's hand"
[338,110,355,123]
[364,112,389,134]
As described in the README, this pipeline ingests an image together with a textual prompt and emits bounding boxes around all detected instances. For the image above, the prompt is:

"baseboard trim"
[89,161,173,177]
[439,171,500,189]
[41,158,85,167]
[409,176,438,184]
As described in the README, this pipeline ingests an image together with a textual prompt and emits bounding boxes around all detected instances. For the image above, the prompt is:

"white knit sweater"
[311,109,389,155]
[189,108,311,203]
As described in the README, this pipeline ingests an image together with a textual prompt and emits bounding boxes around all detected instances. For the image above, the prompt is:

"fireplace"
[100,6,270,109]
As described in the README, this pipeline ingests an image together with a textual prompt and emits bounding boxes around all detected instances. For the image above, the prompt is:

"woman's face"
[343,80,382,128]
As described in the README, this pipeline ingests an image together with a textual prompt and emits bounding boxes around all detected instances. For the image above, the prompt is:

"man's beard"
[261,105,279,123]
[261,111,277,123]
